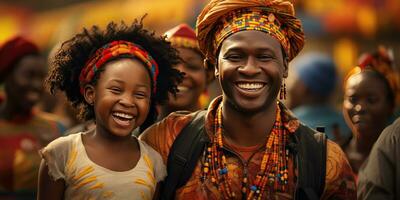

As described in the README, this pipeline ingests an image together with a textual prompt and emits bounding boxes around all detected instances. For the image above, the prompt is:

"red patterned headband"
[345,47,400,104]
[79,40,159,95]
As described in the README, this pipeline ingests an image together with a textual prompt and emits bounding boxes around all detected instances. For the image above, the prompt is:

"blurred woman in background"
[158,24,213,119]
[0,36,64,199]
[342,46,398,175]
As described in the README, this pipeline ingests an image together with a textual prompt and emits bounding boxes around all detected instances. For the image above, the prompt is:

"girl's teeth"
[113,112,133,120]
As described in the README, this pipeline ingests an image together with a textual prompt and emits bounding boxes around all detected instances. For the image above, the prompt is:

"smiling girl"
[37,20,182,200]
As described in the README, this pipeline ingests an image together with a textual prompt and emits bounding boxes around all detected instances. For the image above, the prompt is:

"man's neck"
[221,101,277,147]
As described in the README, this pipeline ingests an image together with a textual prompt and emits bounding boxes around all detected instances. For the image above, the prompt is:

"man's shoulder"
[369,117,400,160]
[325,139,355,183]
[295,124,355,188]
[378,118,400,144]
[139,111,198,163]
[321,139,356,198]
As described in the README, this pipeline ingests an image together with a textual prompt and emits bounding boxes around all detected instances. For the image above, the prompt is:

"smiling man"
[140,0,356,199]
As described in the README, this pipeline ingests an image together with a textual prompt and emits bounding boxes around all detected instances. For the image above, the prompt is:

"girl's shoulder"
[47,132,81,146]
[39,133,83,181]
[42,132,82,155]
[137,138,162,160]
[137,138,167,182]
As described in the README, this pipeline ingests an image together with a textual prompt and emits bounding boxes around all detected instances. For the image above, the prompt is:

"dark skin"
[342,71,394,173]
[38,58,161,199]
[160,47,213,118]
[216,31,288,147]
[0,55,46,120]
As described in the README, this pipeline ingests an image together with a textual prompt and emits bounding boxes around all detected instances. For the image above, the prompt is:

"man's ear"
[214,67,220,78]
[83,84,95,106]
[206,69,215,85]
[204,58,216,84]
[283,57,289,78]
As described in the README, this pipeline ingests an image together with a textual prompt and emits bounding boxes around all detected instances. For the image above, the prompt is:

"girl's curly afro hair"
[46,19,182,132]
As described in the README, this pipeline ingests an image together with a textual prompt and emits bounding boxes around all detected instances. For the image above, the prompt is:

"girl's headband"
[79,40,159,95]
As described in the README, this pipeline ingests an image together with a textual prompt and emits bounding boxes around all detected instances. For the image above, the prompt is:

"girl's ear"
[83,84,95,106]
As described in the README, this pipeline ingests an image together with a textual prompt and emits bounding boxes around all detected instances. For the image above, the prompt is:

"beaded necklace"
[201,101,291,199]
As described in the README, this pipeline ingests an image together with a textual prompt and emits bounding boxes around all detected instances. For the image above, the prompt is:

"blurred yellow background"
[1,0,399,79]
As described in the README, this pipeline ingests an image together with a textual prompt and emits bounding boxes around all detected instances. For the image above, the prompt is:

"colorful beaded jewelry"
[201,102,291,199]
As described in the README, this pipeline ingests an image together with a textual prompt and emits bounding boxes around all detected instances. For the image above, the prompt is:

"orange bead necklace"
[201,102,291,199]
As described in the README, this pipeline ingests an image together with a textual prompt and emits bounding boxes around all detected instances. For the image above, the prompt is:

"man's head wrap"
[196,0,305,66]
[0,36,39,82]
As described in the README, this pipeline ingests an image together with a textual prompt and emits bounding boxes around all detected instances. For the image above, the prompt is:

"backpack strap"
[160,110,208,200]
[295,125,327,200]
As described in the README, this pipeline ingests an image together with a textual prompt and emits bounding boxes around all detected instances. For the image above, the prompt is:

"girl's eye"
[134,92,148,99]
[109,87,122,94]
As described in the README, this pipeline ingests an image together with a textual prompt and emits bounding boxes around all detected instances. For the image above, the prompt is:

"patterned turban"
[0,36,39,81]
[196,0,305,65]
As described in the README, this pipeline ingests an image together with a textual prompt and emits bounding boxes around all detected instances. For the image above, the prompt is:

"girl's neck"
[92,126,135,147]
[221,100,277,147]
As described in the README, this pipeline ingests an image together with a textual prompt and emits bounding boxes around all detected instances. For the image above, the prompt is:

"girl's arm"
[37,159,65,200]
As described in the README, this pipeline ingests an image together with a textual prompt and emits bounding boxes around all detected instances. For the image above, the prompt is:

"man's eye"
[258,55,273,61]
[225,54,242,61]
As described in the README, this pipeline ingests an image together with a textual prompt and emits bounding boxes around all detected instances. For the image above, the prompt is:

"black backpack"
[160,110,326,200]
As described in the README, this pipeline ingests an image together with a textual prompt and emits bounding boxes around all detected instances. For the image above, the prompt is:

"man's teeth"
[113,112,133,120]
[177,86,189,92]
[237,83,264,90]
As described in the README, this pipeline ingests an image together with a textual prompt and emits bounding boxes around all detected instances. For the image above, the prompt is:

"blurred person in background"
[357,117,400,200]
[0,36,64,199]
[158,24,213,119]
[289,52,350,143]
[38,87,80,129]
[342,46,398,175]
[37,43,81,131]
